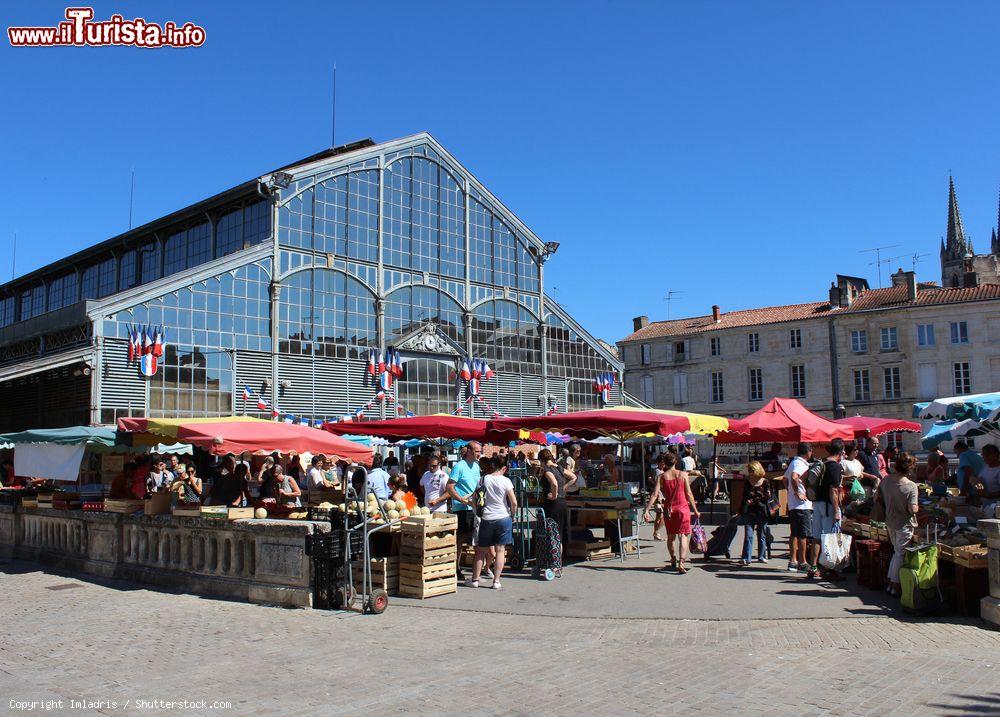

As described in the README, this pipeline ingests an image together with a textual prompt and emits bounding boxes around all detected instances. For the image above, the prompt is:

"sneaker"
[787,562,799,572]
[756,557,768,563]
[484,568,495,580]
[741,558,751,566]
[464,579,479,588]
[806,565,818,579]
[797,562,810,572]
[491,581,502,590]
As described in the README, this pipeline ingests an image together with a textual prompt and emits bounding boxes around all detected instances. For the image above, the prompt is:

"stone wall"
[0,505,327,608]
[981,519,1000,627]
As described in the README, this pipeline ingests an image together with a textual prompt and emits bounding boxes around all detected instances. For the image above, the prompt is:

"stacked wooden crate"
[352,557,400,595]
[399,513,457,598]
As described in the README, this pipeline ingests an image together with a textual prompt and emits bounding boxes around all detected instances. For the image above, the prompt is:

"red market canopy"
[714,397,855,444]
[489,406,749,442]
[117,416,372,464]
[832,415,922,438]
[322,414,492,442]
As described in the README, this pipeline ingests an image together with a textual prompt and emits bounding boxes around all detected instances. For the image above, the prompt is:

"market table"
[565,496,639,562]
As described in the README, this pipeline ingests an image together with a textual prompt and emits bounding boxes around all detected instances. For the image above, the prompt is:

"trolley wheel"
[366,589,389,614]
[334,585,356,609]
[543,568,555,581]
[509,554,524,571]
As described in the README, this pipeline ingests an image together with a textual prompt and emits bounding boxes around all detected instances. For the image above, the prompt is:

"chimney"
[632,315,649,332]
[711,305,721,323]
[829,282,842,308]
[905,271,917,301]
[891,268,908,287]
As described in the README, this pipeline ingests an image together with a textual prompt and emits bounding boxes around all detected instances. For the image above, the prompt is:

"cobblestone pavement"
[2,560,999,717]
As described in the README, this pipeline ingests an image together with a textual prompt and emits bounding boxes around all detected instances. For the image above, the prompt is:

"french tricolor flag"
[242,385,252,401]
[257,396,269,411]
[460,359,472,382]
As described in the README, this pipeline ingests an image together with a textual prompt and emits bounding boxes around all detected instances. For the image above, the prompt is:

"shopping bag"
[848,478,866,502]
[818,532,852,571]
[690,519,707,553]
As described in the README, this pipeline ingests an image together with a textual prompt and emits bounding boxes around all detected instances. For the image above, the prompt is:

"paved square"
[2,524,998,716]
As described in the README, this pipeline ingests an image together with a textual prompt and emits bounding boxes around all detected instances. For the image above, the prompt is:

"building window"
[642,375,654,405]
[789,328,802,350]
[853,368,871,402]
[164,230,187,275]
[672,373,688,405]
[850,330,868,353]
[640,344,651,365]
[917,323,935,347]
[80,265,98,300]
[96,257,116,298]
[885,432,903,450]
[119,250,137,291]
[46,272,79,311]
[950,321,969,345]
[0,296,14,327]
[883,366,901,400]
[953,362,972,394]
[674,340,690,361]
[710,371,724,403]
[748,367,763,401]
[790,365,806,398]
[710,337,721,356]
[748,333,760,353]
[880,327,898,351]
[18,284,44,321]
[140,241,161,283]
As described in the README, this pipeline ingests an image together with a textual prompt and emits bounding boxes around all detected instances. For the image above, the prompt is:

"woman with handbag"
[739,461,772,565]
[466,454,517,590]
[643,452,700,573]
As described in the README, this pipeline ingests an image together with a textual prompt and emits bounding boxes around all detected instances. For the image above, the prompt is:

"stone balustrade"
[0,505,327,608]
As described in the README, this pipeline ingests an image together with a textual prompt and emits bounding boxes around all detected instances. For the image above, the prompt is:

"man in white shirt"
[784,442,814,573]
[308,455,337,489]
[420,456,450,512]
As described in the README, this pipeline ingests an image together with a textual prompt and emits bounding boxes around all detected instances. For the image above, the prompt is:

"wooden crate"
[400,542,457,567]
[227,507,255,520]
[104,499,145,514]
[458,545,511,567]
[352,557,399,594]
[951,544,988,569]
[566,539,612,561]
[398,574,457,599]
[401,513,458,535]
[400,562,455,582]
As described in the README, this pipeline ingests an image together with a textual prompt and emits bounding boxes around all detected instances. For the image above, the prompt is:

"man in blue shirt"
[447,442,482,579]
[955,441,985,495]
[365,454,391,502]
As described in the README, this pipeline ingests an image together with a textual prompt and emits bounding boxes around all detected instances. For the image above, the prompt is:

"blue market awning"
[915,392,1000,421]
[0,426,118,447]
[922,418,1000,449]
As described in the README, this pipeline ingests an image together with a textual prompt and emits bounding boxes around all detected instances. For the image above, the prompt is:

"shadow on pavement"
[924,693,1000,715]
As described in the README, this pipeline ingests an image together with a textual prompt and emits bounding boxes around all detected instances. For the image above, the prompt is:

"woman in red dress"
[644,453,700,573]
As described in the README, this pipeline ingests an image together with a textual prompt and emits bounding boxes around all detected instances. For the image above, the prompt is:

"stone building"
[621,179,1000,451]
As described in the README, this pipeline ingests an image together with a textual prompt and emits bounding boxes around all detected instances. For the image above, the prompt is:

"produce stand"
[565,490,639,562]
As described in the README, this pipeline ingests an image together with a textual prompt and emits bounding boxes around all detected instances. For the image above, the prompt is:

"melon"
[399,509,410,519]
[382,499,396,512]
[388,509,400,520]
[318,501,334,510]
[254,508,267,519]
[419,507,430,515]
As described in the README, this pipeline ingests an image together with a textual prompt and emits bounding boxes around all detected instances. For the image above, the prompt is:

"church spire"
[946,175,968,258]
[994,189,1000,255]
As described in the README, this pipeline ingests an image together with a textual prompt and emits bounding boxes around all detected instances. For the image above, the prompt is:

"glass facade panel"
[394,358,456,416]
[97,257,116,297]
[149,344,233,419]
[546,313,616,410]
[140,240,161,283]
[278,268,375,357]
[471,300,540,375]
[119,250,137,291]
[109,260,272,353]
[47,273,79,311]
[0,296,14,327]
[385,285,464,347]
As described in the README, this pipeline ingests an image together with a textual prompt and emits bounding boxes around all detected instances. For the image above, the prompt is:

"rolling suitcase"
[704,515,741,559]
[533,511,562,579]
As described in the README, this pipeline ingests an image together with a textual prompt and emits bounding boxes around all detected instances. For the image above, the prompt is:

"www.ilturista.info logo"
[7,7,206,48]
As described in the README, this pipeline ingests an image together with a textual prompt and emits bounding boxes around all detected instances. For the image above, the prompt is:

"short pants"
[789,508,813,539]
[476,516,513,547]
[455,509,475,539]
[811,501,836,541]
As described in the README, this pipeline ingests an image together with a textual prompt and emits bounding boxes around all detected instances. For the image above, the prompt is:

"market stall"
[832,415,922,439]
[714,397,855,517]
[491,407,749,560]
[322,414,494,442]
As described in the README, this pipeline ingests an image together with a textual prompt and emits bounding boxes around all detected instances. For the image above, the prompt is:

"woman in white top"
[841,443,865,483]
[466,454,517,590]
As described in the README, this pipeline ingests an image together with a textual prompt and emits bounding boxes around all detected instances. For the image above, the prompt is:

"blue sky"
[3,1,1000,343]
